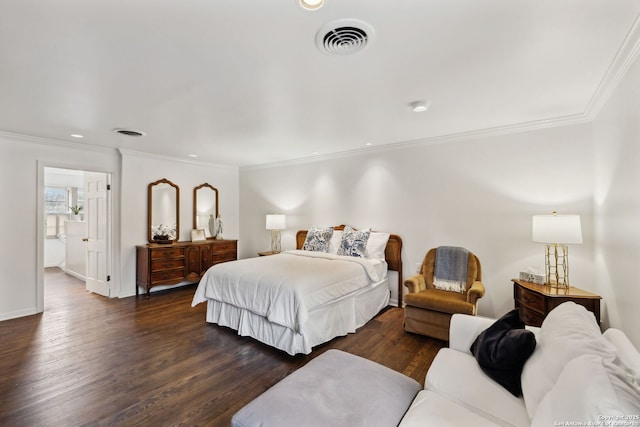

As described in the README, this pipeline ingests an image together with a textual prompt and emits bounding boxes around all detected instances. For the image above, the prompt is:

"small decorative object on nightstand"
[512,279,601,327]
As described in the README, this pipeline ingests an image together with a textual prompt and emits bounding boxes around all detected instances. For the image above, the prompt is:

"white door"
[84,172,111,296]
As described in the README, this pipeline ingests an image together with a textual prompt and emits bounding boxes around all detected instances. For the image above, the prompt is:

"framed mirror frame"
[148,178,180,243]
[193,183,219,239]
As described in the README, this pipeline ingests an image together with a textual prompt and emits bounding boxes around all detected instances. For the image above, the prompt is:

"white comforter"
[191,250,386,334]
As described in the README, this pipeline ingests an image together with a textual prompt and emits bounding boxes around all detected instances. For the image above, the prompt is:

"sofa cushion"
[521,302,618,419]
[404,289,474,315]
[426,348,530,427]
[470,309,536,396]
[399,390,502,427]
[231,349,421,427]
[604,328,640,374]
[531,354,630,427]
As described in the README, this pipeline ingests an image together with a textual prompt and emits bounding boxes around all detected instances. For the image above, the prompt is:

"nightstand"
[512,279,601,327]
[257,251,280,256]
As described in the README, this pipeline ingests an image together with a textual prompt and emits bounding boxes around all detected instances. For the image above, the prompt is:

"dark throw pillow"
[470,309,537,396]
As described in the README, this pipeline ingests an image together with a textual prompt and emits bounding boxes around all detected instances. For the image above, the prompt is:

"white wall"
[0,136,240,320]
[119,150,239,297]
[0,134,121,320]
[240,123,595,314]
[592,52,640,347]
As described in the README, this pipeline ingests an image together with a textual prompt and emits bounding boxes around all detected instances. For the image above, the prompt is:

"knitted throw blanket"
[433,246,469,293]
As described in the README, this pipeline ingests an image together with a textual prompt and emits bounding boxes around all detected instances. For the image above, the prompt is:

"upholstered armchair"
[403,247,485,341]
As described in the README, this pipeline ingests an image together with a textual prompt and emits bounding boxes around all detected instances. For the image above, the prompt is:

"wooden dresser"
[513,279,601,327]
[136,240,237,297]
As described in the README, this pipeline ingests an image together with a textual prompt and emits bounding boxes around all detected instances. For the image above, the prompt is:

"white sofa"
[232,302,640,426]
[400,303,640,426]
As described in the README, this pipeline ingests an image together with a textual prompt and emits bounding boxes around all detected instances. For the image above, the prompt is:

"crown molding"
[241,111,590,171]
[118,148,238,171]
[584,13,640,120]
[0,130,116,154]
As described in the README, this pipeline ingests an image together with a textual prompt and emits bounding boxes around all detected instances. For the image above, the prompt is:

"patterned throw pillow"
[337,226,371,257]
[302,227,334,252]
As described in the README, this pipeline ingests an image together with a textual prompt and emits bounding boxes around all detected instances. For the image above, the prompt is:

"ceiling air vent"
[113,128,146,137]
[316,19,375,55]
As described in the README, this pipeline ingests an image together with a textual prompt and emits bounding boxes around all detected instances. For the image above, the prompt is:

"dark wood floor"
[0,268,445,426]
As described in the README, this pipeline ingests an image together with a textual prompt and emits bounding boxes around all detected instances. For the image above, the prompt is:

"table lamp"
[532,212,582,289]
[266,214,286,253]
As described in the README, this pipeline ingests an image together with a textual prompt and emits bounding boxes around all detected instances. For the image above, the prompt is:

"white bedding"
[192,250,387,336]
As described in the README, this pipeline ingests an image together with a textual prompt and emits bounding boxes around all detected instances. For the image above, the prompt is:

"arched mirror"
[148,178,180,243]
[193,183,219,238]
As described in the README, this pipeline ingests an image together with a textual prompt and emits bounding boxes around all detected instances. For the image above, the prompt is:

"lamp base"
[544,244,570,290]
[270,230,281,253]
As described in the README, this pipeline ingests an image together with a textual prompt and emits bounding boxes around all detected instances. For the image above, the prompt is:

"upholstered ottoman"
[231,349,421,427]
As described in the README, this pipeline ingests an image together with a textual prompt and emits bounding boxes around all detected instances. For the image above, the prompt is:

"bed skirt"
[204,278,390,355]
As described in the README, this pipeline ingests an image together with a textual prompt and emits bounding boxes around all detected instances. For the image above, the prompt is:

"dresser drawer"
[150,247,184,259]
[213,241,237,252]
[212,251,237,263]
[151,268,184,283]
[515,285,546,313]
[151,258,185,271]
[517,306,544,327]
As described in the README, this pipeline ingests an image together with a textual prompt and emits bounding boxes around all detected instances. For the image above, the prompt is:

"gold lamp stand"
[271,229,282,253]
[543,243,569,290]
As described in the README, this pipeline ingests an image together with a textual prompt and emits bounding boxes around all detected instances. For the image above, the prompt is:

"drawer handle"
[523,296,535,303]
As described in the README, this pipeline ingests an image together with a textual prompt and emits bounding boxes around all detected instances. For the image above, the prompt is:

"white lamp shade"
[266,214,286,230]
[532,214,583,244]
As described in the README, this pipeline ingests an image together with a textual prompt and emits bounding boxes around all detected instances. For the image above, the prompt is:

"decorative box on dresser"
[512,279,601,327]
[136,240,237,297]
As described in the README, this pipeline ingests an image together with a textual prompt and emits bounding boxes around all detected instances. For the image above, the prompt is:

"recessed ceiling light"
[365,142,373,146]
[409,101,430,113]
[70,134,84,138]
[188,154,198,158]
[300,0,324,10]
[112,128,146,137]
[312,151,319,155]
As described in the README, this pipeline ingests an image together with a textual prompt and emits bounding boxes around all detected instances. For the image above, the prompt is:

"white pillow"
[521,302,618,419]
[531,355,624,427]
[365,232,390,261]
[328,230,343,254]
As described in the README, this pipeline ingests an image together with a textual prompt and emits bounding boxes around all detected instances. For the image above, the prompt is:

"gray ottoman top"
[231,349,421,427]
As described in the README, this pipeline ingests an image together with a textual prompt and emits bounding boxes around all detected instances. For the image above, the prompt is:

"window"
[44,186,83,238]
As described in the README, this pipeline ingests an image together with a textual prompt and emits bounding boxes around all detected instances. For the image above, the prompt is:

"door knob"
[82,237,89,242]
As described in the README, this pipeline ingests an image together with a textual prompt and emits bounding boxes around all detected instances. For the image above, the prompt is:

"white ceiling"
[1,1,639,167]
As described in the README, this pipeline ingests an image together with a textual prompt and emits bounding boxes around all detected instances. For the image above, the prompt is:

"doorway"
[40,166,112,310]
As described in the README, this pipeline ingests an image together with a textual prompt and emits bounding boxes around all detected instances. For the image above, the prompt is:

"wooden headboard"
[295,225,404,307]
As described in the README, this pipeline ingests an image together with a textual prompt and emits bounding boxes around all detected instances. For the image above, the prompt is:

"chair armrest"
[466,280,485,304]
[404,274,426,294]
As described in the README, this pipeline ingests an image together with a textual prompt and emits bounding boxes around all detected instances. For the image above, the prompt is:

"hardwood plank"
[0,268,445,426]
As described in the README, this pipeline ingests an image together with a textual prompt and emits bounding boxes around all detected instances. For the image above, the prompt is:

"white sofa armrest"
[449,313,541,354]
[603,328,640,371]
[449,314,497,354]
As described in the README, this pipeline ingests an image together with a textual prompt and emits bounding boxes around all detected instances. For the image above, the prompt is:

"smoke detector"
[316,19,375,55]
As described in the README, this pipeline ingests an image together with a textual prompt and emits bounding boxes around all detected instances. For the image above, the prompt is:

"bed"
[191,225,403,355]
